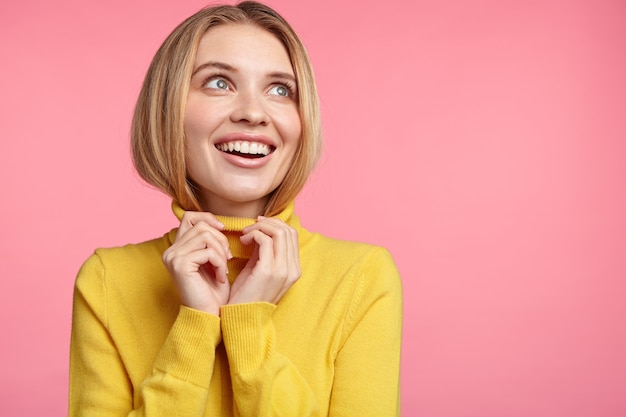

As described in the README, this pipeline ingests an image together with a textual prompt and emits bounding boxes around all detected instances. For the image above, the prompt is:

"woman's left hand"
[228,216,301,305]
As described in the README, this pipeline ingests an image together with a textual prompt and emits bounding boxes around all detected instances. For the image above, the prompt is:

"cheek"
[183,97,224,138]
[183,105,206,138]
[278,108,302,145]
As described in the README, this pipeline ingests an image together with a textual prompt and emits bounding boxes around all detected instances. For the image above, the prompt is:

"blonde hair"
[131,1,322,216]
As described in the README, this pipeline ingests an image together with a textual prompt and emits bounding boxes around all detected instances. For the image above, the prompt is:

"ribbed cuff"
[220,302,277,375]
[154,306,222,388]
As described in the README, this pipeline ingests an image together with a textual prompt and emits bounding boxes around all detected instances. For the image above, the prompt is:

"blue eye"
[205,78,229,90]
[269,85,290,97]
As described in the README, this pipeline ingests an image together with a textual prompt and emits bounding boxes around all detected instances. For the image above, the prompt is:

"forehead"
[194,24,294,74]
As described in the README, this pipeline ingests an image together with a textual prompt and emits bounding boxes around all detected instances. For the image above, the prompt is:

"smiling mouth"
[215,141,275,159]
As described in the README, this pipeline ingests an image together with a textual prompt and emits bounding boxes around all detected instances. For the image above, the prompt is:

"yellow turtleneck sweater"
[69,202,402,416]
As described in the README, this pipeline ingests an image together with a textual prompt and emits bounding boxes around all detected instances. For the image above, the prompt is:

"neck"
[199,196,268,218]
[170,199,299,262]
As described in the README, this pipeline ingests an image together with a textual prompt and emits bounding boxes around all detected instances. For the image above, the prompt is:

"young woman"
[69,2,402,416]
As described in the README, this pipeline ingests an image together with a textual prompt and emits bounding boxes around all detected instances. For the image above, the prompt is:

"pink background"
[1,0,625,415]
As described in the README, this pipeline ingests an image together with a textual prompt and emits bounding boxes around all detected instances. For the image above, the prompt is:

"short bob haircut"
[131,1,322,216]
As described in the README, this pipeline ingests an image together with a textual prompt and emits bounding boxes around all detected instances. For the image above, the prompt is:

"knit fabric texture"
[69,201,402,416]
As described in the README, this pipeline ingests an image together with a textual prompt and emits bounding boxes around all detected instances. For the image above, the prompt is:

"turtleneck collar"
[168,200,300,260]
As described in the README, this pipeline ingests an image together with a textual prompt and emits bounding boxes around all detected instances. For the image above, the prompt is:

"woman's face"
[184,24,301,217]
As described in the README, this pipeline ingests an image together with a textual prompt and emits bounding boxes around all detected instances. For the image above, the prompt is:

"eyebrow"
[191,61,235,76]
[191,61,297,84]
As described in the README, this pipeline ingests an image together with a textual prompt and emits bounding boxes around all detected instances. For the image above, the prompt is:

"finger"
[200,264,231,289]
[176,221,231,260]
[164,223,230,279]
[199,253,229,284]
[178,211,225,236]
[266,219,300,285]
[244,218,297,264]
[165,244,229,284]
[243,216,291,232]
[240,229,274,271]
[243,217,297,246]
[285,226,301,277]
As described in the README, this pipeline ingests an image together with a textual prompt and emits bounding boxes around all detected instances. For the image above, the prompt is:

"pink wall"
[1,0,625,415]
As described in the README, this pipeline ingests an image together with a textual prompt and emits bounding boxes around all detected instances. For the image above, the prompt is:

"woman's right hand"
[162,211,232,316]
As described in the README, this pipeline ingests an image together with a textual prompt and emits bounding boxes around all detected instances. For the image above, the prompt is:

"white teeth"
[216,141,271,156]
[258,144,270,155]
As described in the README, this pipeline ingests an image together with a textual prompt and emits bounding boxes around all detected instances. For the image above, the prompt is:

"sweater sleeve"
[220,303,321,416]
[328,247,403,417]
[69,253,222,417]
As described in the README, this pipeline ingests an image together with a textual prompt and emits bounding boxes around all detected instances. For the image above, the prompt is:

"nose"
[230,89,270,126]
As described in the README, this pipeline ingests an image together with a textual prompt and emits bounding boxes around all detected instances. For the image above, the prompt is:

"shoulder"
[302,228,397,265]
[72,231,180,337]
[75,231,174,291]
[95,230,172,265]
[301,232,403,340]
[301,229,401,291]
